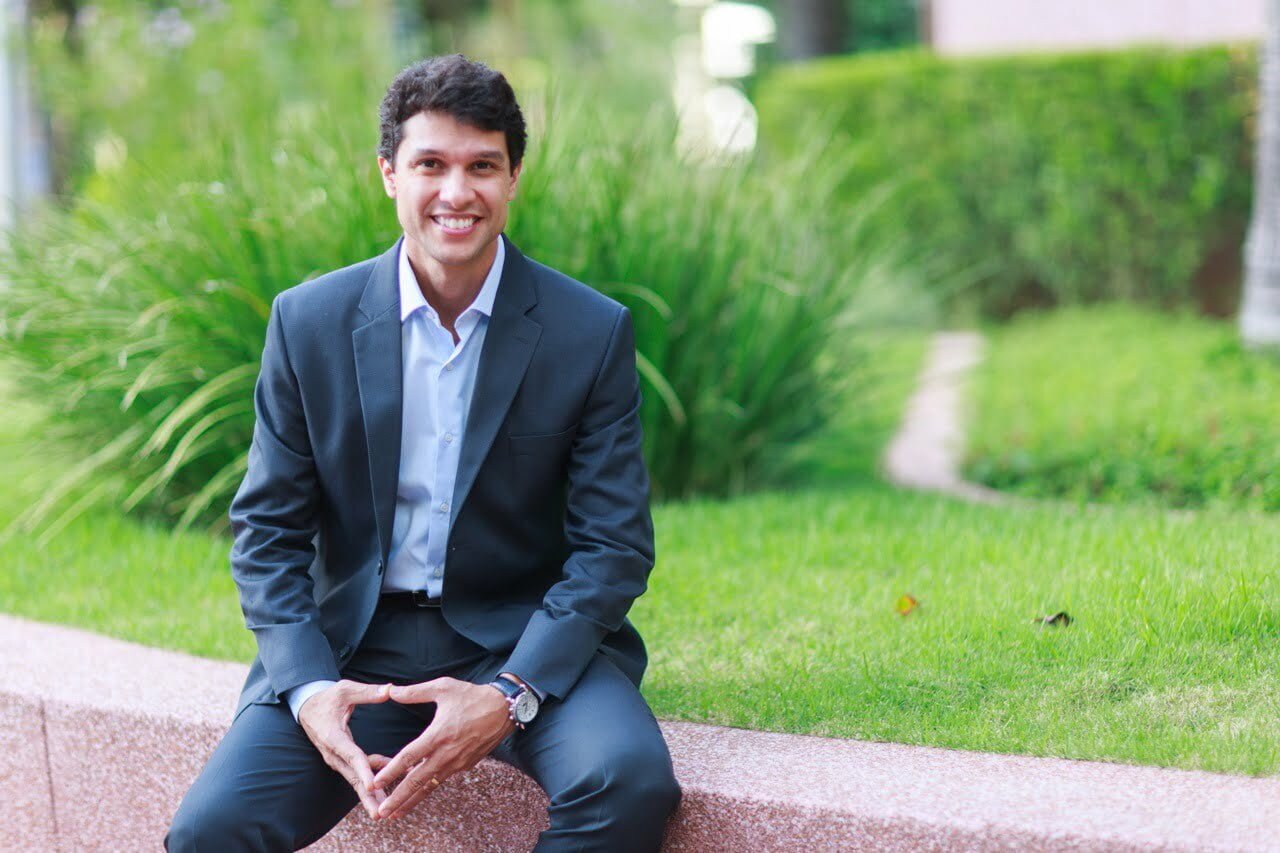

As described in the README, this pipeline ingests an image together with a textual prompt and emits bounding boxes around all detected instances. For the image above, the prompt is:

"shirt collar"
[398,236,505,324]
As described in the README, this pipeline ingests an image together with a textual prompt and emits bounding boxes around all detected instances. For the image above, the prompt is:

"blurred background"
[3,0,1277,533]
[8,0,1280,774]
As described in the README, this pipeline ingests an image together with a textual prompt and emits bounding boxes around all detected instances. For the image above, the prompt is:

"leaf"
[634,351,687,426]
[895,594,919,616]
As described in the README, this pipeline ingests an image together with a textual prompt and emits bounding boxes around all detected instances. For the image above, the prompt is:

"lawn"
[6,331,1280,776]
[965,305,1280,510]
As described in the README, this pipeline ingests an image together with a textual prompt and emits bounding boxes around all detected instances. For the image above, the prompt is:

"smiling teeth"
[436,216,476,229]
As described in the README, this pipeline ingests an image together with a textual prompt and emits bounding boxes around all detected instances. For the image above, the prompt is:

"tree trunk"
[776,0,848,61]
[1241,0,1280,346]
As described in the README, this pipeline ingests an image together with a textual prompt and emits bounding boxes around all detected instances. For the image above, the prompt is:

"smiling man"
[165,55,681,852]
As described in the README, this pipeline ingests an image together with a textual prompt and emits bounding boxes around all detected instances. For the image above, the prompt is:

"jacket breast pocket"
[508,425,577,456]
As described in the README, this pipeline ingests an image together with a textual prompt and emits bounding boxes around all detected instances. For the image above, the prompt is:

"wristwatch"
[489,676,540,729]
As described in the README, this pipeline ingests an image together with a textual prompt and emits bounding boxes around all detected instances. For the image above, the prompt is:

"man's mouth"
[431,215,480,235]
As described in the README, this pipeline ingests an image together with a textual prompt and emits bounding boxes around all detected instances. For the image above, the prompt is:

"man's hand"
[297,680,393,820]
[369,677,515,821]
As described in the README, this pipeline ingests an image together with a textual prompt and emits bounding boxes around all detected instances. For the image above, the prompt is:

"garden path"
[883,330,1008,503]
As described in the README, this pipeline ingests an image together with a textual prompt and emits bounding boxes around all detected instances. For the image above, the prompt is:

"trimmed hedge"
[964,306,1280,510]
[757,46,1257,316]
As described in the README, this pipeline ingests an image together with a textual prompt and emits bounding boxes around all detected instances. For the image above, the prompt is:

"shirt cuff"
[500,671,546,702]
[285,679,338,722]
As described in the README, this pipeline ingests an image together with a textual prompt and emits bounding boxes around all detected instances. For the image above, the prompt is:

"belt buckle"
[411,590,433,607]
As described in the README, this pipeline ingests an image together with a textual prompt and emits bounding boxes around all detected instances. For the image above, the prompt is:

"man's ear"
[377,156,396,199]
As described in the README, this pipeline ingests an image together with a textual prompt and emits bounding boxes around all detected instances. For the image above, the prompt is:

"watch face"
[513,690,539,724]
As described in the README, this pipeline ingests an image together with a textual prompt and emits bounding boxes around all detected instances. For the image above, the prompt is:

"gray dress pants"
[165,600,680,852]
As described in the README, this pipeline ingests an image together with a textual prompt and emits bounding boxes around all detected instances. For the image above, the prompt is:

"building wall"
[929,0,1264,56]
[2,0,50,236]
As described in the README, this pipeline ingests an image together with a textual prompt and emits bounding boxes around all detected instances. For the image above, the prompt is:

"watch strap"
[488,677,530,728]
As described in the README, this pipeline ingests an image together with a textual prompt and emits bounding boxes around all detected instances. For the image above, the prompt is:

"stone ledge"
[5,614,1280,851]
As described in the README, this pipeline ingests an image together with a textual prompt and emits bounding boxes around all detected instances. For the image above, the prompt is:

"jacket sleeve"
[500,306,656,699]
[228,295,341,698]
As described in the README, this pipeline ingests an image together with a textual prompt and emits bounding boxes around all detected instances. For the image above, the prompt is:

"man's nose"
[437,169,475,207]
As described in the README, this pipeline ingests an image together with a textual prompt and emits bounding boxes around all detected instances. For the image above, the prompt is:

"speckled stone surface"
[0,692,58,851]
[7,613,1280,851]
[312,759,547,852]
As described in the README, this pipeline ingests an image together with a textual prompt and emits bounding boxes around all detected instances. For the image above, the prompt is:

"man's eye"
[474,162,495,170]
[417,159,440,169]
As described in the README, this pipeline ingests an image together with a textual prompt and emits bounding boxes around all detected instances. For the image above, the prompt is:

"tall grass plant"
[3,2,920,535]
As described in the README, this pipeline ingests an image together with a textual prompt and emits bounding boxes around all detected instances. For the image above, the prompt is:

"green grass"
[9,333,1280,776]
[965,305,1280,510]
[0,384,252,661]
[639,487,1280,775]
[779,330,930,486]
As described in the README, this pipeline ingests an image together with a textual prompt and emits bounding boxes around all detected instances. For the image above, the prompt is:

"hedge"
[757,46,1257,316]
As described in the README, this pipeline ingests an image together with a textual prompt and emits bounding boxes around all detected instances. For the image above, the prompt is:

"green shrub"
[964,306,1280,509]
[757,46,1256,316]
[1,5,918,534]
[509,98,912,498]
[27,0,390,200]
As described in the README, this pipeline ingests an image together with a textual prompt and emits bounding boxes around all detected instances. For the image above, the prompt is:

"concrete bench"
[5,614,1280,851]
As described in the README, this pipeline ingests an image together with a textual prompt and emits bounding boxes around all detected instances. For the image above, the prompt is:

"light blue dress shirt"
[285,237,505,721]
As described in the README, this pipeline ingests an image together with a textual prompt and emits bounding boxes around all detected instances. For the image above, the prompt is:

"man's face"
[378,110,520,275]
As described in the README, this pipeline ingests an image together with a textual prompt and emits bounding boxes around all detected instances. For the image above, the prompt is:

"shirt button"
[445,362,456,372]
[444,432,454,444]
[439,501,449,513]
[433,567,442,578]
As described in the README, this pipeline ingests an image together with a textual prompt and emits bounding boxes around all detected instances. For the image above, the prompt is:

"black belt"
[379,590,442,609]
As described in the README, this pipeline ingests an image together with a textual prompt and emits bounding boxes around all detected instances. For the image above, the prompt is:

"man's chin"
[422,238,492,267]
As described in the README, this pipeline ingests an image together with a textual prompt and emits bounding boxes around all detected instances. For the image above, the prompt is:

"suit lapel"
[353,239,404,564]
[452,235,542,518]
[352,235,542,563]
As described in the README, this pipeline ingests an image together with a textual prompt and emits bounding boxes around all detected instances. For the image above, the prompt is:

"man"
[166,54,681,851]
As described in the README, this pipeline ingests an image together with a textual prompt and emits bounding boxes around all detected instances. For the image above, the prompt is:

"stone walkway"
[883,330,1008,503]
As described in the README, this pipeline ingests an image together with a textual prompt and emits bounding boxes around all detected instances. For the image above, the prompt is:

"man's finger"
[366,754,392,806]
[370,736,430,791]
[348,751,386,819]
[339,681,393,705]
[323,727,384,818]
[320,741,380,819]
[377,763,444,819]
[387,680,443,705]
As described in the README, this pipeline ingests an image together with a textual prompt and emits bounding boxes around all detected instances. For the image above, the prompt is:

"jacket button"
[338,644,353,661]
[376,559,385,575]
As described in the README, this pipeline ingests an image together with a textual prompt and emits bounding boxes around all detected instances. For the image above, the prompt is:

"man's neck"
[404,237,499,333]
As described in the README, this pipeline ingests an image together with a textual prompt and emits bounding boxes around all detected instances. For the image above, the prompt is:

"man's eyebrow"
[407,147,507,163]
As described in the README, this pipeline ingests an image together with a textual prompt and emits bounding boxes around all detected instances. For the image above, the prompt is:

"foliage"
[965,306,1280,509]
[755,0,920,55]
[1,2,919,534]
[26,0,393,200]
[508,97,911,498]
[9,370,1280,774]
[757,45,1256,316]
[846,0,919,53]
[3,1,401,535]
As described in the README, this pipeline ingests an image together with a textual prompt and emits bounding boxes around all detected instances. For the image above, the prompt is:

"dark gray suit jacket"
[228,235,654,720]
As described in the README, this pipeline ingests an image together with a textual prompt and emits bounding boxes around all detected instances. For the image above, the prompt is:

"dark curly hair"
[377,54,527,171]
